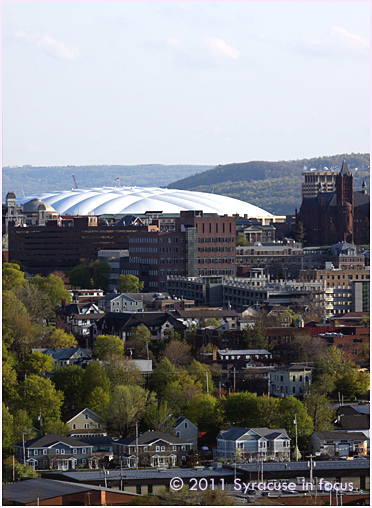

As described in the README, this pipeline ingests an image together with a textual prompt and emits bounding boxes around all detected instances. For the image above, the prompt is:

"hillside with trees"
[1,164,213,201]
[168,153,370,215]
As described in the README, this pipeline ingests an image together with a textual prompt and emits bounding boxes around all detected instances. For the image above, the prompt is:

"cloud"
[330,26,369,53]
[204,36,240,59]
[14,31,79,62]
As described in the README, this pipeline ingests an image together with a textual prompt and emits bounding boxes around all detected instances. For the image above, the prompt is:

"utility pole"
[120,459,123,491]
[22,433,26,465]
[308,454,316,484]
[294,414,298,461]
[136,422,139,470]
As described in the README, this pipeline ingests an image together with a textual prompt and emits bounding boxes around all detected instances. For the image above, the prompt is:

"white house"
[214,426,291,461]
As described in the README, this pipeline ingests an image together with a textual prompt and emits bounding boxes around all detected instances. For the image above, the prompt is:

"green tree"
[14,281,53,323]
[102,354,144,388]
[93,260,111,292]
[185,394,224,432]
[93,334,124,360]
[327,223,338,245]
[360,316,370,327]
[47,329,78,348]
[201,318,220,328]
[295,220,306,243]
[2,403,14,455]
[19,351,54,377]
[51,365,85,410]
[106,384,156,437]
[2,290,28,348]
[162,371,202,415]
[277,396,314,446]
[187,360,214,394]
[304,390,335,432]
[149,358,177,397]
[2,262,25,291]
[143,400,176,434]
[82,361,112,405]
[335,368,369,399]
[84,386,111,417]
[18,375,64,424]
[236,232,250,246]
[7,313,42,362]
[117,274,144,293]
[2,345,19,405]
[242,320,268,349]
[312,346,349,395]
[11,409,35,454]
[129,324,153,345]
[279,267,286,280]
[224,392,259,428]
[68,264,92,289]
[164,340,192,366]
[256,396,280,428]
[41,418,70,435]
[30,273,71,310]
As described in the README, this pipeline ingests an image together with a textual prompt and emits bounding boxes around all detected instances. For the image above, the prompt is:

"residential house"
[15,434,94,470]
[214,426,291,461]
[333,405,370,442]
[78,436,115,466]
[62,407,107,437]
[92,311,186,342]
[308,431,368,458]
[69,288,105,304]
[98,292,144,313]
[174,417,198,450]
[32,347,93,369]
[270,363,312,398]
[203,349,272,386]
[113,431,193,468]
[56,300,105,337]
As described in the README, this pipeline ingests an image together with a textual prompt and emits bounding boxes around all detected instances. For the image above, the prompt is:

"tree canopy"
[118,274,144,293]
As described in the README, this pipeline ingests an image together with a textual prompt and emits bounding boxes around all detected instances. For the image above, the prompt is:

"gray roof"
[44,467,236,483]
[217,349,271,356]
[219,426,289,441]
[313,431,368,441]
[117,430,188,446]
[32,347,93,361]
[15,433,93,449]
[2,478,135,504]
[234,459,370,474]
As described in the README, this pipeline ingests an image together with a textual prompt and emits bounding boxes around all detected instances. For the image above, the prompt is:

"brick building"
[297,161,370,246]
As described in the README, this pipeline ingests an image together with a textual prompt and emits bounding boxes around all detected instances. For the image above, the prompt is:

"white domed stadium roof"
[17,187,273,218]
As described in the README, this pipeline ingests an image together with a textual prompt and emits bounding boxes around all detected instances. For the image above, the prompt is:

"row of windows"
[130,247,158,253]
[198,236,234,242]
[198,246,234,252]
[129,237,158,243]
[31,447,88,455]
[198,257,234,264]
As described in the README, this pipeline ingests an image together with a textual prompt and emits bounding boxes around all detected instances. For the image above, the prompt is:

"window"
[73,448,77,454]
[72,424,76,430]
[34,450,38,455]
[161,446,165,451]
[181,445,186,451]
[182,456,186,461]
[172,446,177,451]
[84,414,89,420]
[156,446,160,452]
[293,386,296,393]
[82,448,86,454]
[61,449,65,455]
[82,458,86,465]
[136,485,142,495]
[184,422,188,429]
[43,449,47,455]
[84,423,90,429]
[56,449,60,454]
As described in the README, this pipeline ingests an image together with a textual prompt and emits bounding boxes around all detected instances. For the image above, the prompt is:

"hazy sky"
[2,2,370,167]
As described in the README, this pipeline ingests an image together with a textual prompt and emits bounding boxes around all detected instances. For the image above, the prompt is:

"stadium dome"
[17,187,273,218]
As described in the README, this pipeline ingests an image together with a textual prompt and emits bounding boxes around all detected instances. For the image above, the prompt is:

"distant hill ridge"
[167,153,370,215]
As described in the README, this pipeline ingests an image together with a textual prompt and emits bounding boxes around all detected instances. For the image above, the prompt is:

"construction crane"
[71,173,78,189]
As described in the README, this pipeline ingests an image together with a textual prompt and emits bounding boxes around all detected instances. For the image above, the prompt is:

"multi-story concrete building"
[301,167,338,199]
[301,267,370,317]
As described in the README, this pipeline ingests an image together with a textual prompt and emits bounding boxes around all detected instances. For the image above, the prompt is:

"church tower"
[336,160,354,243]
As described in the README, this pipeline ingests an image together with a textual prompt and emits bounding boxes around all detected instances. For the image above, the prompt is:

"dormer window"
[85,414,89,420]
